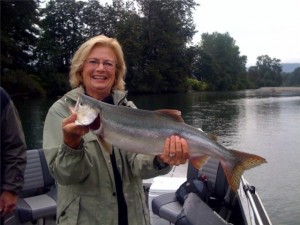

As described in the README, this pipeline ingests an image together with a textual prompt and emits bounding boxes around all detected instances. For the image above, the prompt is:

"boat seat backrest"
[198,158,219,188]
[200,158,237,221]
[20,149,55,196]
[15,149,57,223]
[187,157,228,198]
[187,158,235,220]
[199,158,229,198]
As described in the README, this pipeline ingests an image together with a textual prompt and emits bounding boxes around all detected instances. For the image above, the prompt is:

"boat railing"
[241,176,272,225]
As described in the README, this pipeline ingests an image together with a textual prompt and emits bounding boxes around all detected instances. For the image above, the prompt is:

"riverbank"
[253,87,300,93]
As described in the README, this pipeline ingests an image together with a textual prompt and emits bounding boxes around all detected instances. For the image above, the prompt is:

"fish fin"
[98,137,113,154]
[156,109,184,122]
[207,133,218,142]
[190,155,210,170]
[220,150,267,192]
[69,106,76,114]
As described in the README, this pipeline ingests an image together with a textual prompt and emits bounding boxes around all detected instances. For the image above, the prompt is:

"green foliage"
[40,71,70,97]
[126,0,198,93]
[36,0,86,74]
[1,70,46,97]
[1,0,293,96]
[192,32,248,91]
[33,0,198,94]
[247,55,282,88]
[186,78,208,91]
[282,67,300,86]
[113,3,147,93]
[1,0,39,74]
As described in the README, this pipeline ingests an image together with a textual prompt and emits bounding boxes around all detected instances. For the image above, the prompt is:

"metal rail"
[241,176,272,225]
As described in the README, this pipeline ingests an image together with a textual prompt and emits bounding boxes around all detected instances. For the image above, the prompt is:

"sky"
[192,0,300,66]
[67,0,300,67]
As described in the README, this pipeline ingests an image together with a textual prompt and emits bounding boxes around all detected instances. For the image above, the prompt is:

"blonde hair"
[69,35,126,91]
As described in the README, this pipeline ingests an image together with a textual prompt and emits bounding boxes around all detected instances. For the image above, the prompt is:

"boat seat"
[152,192,228,225]
[14,149,57,223]
[152,158,235,224]
[181,192,227,225]
[151,193,183,224]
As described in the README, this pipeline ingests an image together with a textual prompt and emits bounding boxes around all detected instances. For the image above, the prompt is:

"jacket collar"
[64,86,128,106]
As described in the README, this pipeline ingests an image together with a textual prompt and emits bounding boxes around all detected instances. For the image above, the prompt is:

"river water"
[14,89,300,225]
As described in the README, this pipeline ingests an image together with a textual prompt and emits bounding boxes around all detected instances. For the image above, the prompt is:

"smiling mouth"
[92,75,107,80]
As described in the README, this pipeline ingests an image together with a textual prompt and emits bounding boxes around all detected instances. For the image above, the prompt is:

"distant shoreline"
[252,87,300,93]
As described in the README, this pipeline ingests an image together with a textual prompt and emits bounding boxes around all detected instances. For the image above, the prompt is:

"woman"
[43,35,189,225]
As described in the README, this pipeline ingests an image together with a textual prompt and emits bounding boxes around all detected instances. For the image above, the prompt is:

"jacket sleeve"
[126,152,172,179]
[1,95,27,194]
[43,99,92,185]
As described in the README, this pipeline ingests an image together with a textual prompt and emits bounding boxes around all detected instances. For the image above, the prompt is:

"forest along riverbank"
[252,86,300,93]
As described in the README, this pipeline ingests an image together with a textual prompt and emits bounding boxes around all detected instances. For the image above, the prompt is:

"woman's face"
[82,45,117,100]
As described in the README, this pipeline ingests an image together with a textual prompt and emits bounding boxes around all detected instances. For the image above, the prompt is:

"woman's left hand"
[157,135,189,166]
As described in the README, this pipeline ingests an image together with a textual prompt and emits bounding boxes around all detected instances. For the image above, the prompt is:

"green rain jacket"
[43,86,172,225]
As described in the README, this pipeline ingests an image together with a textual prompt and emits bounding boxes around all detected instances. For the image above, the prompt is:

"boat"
[3,149,272,225]
[148,158,272,225]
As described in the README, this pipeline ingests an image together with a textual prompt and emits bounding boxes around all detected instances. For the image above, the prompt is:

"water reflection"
[132,92,300,225]
[13,97,56,149]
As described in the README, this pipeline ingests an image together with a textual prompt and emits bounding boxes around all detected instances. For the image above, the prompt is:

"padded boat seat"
[152,192,228,225]
[152,193,183,224]
[14,149,57,223]
[152,193,227,225]
[181,193,227,225]
[152,158,234,224]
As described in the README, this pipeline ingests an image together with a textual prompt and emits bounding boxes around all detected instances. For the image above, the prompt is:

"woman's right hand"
[62,113,89,149]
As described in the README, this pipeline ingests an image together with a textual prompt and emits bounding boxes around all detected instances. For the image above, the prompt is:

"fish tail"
[220,149,267,192]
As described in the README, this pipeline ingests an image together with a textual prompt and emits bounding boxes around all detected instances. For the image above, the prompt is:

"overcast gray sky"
[192,0,300,66]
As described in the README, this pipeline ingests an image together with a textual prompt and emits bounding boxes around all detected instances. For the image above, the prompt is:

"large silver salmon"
[74,93,267,191]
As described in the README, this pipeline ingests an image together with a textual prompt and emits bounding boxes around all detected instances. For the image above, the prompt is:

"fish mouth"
[89,114,101,130]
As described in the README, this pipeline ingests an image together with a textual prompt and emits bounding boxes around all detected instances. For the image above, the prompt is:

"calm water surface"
[14,90,300,225]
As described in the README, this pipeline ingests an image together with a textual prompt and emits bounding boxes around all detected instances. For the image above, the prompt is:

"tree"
[82,0,118,37]
[289,67,300,86]
[0,0,44,95]
[36,0,86,73]
[4,0,242,95]
[193,32,247,91]
[282,67,300,86]
[132,0,198,93]
[35,0,87,95]
[35,0,137,96]
[1,0,39,74]
[111,2,146,92]
[248,55,282,87]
